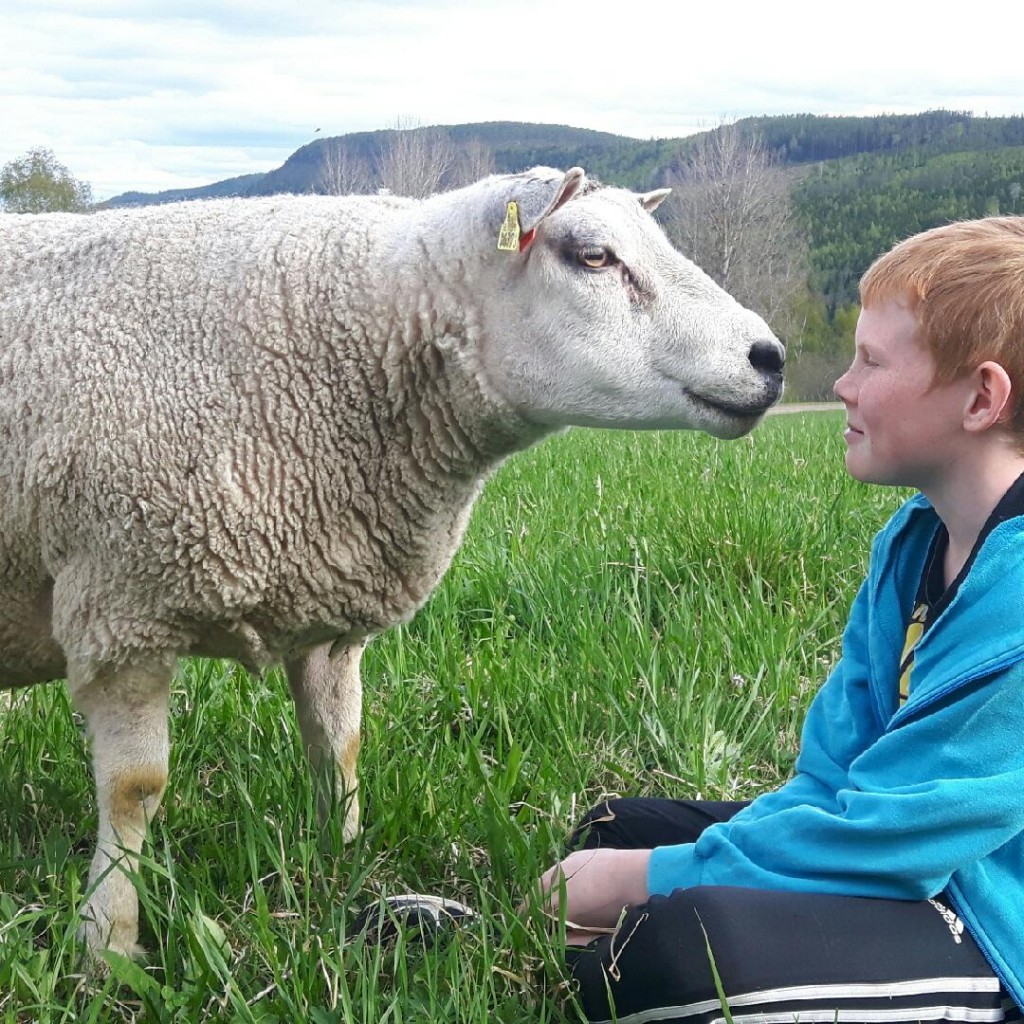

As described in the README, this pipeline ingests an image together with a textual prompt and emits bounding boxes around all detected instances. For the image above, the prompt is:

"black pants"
[564,798,1018,1024]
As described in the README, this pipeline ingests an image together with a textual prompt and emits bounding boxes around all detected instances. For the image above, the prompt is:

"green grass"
[0,411,906,1022]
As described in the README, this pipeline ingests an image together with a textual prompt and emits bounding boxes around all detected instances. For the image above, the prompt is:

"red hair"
[860,217,1024,433]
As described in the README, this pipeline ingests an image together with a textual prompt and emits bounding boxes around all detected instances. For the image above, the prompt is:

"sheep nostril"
[749,339,785,375]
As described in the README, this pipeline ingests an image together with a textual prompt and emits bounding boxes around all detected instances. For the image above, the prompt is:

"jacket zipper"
[885,647,1024,731]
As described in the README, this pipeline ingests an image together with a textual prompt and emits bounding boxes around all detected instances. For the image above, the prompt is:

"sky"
[3,0,1023,203]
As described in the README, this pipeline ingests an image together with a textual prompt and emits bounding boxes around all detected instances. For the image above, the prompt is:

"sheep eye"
[578,248,612,269]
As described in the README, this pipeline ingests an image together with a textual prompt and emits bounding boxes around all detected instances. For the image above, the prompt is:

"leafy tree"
[0,147,93,213]
[784,293,860,401]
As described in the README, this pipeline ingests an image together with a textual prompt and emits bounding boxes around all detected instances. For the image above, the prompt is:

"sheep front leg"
[285,642,364,842]
[69,659,172,961]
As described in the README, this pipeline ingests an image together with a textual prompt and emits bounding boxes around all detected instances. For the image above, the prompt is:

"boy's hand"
[539,847,652,942]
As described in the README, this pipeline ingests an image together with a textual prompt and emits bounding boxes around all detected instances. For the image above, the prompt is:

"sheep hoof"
[78,916,146,969]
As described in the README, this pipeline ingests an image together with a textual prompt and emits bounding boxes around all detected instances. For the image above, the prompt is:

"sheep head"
[463,167,785,440]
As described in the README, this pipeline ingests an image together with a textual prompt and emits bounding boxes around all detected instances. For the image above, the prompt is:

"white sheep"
[0,167,784,959]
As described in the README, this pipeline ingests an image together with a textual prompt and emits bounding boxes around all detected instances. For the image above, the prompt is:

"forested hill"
[105,111,1024,206]
[746,110,1024,164]
[796,145,1024,311]
[253,122,641,196]
[106,122,649,205]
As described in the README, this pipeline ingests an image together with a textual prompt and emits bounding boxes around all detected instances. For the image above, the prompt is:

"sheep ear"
[639,188,672,213]
[520,167,585,233]
[495,167,585,253]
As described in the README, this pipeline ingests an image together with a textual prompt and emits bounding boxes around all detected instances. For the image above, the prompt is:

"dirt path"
[768,401,843,416]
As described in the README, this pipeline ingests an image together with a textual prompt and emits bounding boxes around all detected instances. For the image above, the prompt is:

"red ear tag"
[519,229,535,253]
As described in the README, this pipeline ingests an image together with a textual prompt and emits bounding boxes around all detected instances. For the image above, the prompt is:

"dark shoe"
[352,893,478,947]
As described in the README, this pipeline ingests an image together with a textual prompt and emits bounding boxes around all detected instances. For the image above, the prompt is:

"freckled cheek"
[860,382,899,420]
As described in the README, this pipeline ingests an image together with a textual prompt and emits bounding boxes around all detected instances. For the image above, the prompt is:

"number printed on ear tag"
[497,201,521,252]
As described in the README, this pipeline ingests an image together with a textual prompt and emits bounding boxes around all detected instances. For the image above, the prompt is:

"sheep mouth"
[656,364,782,422]
[684,388,777,421]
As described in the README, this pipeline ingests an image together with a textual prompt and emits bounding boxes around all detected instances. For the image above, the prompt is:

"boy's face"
[834,300,975,490]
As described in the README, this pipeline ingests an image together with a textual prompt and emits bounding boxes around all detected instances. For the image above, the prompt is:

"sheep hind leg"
[285,641,364,843]
[69,657,172,962]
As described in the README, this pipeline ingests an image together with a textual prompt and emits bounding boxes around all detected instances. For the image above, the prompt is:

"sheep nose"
[749,338,785,375]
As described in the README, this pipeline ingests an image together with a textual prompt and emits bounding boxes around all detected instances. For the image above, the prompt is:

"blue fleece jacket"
[648,494,1024,1007]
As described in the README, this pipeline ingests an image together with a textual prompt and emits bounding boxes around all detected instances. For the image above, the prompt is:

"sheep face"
[475,169,785,439]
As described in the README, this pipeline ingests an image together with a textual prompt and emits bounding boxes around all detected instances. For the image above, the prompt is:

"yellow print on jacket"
[899,602,929,706]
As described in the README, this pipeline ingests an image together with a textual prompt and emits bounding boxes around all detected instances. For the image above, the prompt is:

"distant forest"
[108,111,1024,400]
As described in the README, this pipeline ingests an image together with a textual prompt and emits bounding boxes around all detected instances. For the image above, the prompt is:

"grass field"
[0,410,908,1023]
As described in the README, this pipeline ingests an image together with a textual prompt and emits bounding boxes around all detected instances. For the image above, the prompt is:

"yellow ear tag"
[497,201,521,252]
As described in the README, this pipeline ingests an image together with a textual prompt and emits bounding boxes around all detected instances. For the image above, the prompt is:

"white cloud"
[2,0,1022,200]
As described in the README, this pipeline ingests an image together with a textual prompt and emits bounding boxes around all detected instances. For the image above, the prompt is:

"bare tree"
[377,118,457,198]
[663,123,806,338]
[317,140,371,196]
[452,139,496,187]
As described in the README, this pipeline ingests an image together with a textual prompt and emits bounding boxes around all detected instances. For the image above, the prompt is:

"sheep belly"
[0,408,482,682]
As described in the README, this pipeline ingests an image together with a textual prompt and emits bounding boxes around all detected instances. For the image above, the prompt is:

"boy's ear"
[964,360,1013,432]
